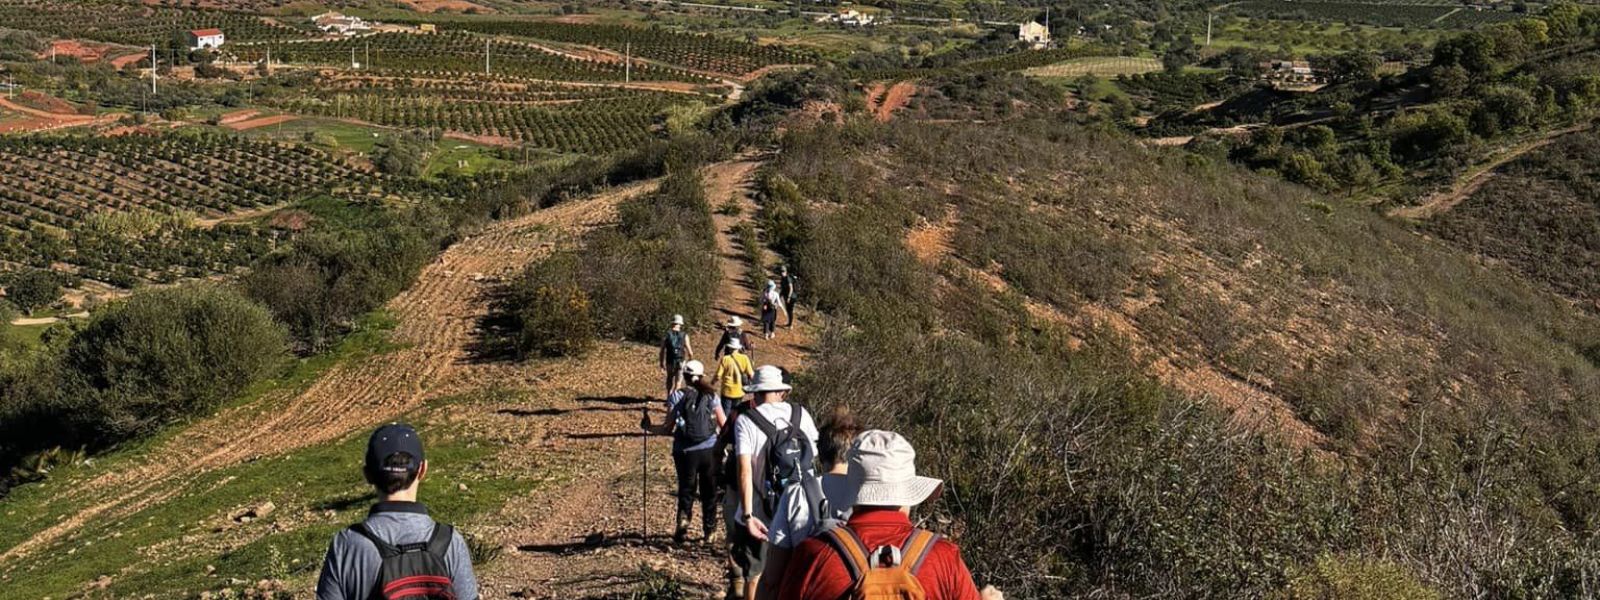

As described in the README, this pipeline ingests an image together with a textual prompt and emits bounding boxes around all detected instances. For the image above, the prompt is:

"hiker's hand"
[746,517,768,541]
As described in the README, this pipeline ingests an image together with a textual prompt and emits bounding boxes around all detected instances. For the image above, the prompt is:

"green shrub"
[505,253,596,358]
[1278,555,1440,600]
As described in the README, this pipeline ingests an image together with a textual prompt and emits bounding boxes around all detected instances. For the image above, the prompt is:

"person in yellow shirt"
[716,337,755,414]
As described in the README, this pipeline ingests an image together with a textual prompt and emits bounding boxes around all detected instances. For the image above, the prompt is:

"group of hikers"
[316,264,985,600]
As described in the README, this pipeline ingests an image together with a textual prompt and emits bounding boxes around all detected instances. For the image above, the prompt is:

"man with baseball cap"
[316,423,478,600]
[776,430,981,600]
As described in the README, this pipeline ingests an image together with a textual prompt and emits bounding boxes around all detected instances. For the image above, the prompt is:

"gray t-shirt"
[316,502,478,600]
[767,472,855,549]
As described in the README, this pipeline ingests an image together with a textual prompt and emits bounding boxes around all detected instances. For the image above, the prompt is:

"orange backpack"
[823,526,941,600]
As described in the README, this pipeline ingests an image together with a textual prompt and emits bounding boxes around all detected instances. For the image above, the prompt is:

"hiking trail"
[474,156,818,598]
[1389,122,1593,221]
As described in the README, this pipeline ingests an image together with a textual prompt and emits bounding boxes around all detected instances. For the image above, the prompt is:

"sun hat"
[682,360,705,377]
[671,314,684,326]
[726,316,742,328]
[848,430,943,508]
[726,337,743,351]
[744,365,791,393]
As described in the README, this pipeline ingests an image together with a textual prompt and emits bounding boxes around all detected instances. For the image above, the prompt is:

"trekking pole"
[641,407,649,542]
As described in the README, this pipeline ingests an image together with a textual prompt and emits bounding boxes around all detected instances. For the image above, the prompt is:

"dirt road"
[1389,122,1594,221]
[475,157,817,598]
[0,182,657,566]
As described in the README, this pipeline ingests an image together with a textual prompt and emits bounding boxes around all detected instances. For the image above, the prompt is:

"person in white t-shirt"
[731,365,818,600]
[755,404,860,600]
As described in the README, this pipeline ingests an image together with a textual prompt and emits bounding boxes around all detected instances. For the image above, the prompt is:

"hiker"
[777,430,981,600]
[732,365,820,600]
[778,265,798,329]
[716,337,755,415]
[756,405,861,600]
[660,314,694,399]
[760,280,783,340]
[641,360,727,544]
[715,316,756,362]
[316,423,478,600]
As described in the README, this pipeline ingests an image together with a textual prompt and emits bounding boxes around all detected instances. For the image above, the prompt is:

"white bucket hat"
[743,365,791,393]
[671,314,684,326]
[681,360,705,377]
[848,430,943,508]
[726,337,743,351]
[726,316,742,328]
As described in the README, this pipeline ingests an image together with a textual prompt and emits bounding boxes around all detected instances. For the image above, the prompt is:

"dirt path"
[1389,122,1593,221]
[476,157,818,598]
[874,81,917,122]
[0,182,658,567]
[0,96,121,133]
[8,312,89,326]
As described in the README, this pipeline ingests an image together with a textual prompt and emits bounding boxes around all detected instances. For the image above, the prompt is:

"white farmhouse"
[1019,21,1050,49]
[313,12,373,36]
[186,28,225,51]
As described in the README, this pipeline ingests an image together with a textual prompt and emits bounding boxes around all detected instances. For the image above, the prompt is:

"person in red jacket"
[776,430,982,600]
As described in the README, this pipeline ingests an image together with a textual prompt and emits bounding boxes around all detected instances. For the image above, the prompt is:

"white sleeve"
[802,410,820,458]
[735,415,758,457]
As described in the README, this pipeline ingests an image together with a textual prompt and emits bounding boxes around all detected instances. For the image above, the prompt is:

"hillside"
[1421,127,1600,312]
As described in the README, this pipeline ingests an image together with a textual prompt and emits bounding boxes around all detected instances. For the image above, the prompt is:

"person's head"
[364,423,427,500]
[848,430,942,512]
[779,265,789,276]
[765,279,777,292]
[818,405,861,470]
[681,359,705,384]
[726,337,743,354]
[670,314,684,331]
[726,316,742,331]
[744,365,790,404]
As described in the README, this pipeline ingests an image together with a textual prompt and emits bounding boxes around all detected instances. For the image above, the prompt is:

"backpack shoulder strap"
[425,523,454,559]
[900,529,942,576]
[745,406,779,438]
[823,526,871,584]
[350,523,402,558]
[789,403,803,433]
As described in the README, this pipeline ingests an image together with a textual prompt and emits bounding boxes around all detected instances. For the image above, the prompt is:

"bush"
[1,268,67,314]
[505,253,596,358]
[1278,555,1441,600]
[243,217,439,352]
[0,284,286,469]
[60,285,286,441]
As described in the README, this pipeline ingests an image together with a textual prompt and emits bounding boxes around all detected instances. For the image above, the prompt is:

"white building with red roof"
[186,29,225,51]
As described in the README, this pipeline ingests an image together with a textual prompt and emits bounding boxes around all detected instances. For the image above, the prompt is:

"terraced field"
[0,0,313,45]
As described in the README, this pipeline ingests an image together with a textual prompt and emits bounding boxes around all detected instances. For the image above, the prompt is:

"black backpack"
[350,523,457,600]
[662,331,687,362]
[677,389,719,442]
[747,403,818,518]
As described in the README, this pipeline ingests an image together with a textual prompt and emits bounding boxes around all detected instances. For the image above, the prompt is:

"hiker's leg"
[784,296,795,327]
[692,449,718,534]
[673,451,696,520]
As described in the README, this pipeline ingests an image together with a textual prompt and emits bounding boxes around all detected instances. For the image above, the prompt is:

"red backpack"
[350,523,458,600]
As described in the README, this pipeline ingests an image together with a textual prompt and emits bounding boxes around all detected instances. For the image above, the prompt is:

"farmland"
[0,132,391,285]
[234,32,709,82]
[1025,56,1162,78]
[0,0,313,46]
[416,19,814,77]
[1231,0,1525,28]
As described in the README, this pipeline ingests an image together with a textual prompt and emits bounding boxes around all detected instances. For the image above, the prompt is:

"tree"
[1430,64,1471,99]
[1432,32,1496,76]
[2,269,63,315]
[1312,51,1380,84]
[1163,37,1200,73]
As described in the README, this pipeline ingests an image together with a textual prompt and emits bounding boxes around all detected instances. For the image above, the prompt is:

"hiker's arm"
[756,546,792,600]
[713,404,727,428]
[446,529,480,600]
[739,454,769,540]
[314,536,348,600]
[685,336,694,359]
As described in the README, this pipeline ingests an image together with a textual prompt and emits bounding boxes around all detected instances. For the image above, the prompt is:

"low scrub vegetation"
[751,118,1600,598]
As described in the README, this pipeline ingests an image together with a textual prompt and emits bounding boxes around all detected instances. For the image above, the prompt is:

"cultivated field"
[1026,56,1163,78]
